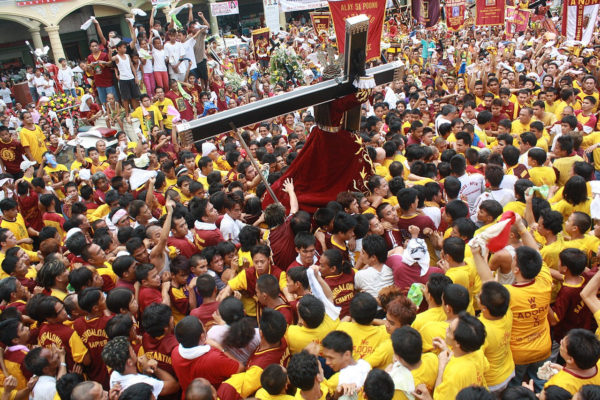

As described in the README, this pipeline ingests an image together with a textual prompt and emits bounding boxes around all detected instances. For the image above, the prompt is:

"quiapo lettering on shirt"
[80,329,108,348]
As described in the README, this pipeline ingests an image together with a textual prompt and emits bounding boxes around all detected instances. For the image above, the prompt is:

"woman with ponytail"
[206,297,260,365]
[318,248,355,318]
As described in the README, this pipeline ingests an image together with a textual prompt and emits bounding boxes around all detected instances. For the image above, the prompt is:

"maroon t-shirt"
[268,216,296,271]
[387,254,444,294]
[16,191,43,231]
[166,90,194,122]
[397,215,436,240]
[551,271,597,341]
[190,301,220,329]
[0,140,26,174]
[87,52,114,88]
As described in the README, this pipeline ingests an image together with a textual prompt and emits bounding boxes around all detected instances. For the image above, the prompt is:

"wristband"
[60,362,67,367]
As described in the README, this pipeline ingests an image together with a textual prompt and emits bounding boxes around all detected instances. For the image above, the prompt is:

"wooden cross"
[177,14,404,142]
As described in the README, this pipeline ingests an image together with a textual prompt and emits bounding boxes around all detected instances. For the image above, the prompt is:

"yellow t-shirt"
[445,267,475,314]
[544,362,600,394]
[130,105,163,137]
[365,338,393,369]
[154,98,175,130]
[582,131,600,172]
[594,309,600,337]
[540,237,566,301]
[420,320,448,353]
[503,201,526,218]
[433,350,489,400]
[553,155,584,187]
[1,214,32,251]
[511,120,531,135]
[412,306,446,333]
[551,198,591,222]
[564,235,600,260]
[505,264,552,365]
[255,389,295,400]
[479,312,514,386]
[392,352,439,400]
[19,125,48,164]
[337,321,389,360]
[285,315,339,355]
[528,166,557,187]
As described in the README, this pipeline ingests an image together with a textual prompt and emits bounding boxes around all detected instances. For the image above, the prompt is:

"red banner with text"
[505,7,530,38]
[476,0,505,26]
[445,0,466,31]
[328,0,387,61]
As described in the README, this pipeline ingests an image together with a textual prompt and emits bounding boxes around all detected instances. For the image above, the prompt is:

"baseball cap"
[20,160,36,172]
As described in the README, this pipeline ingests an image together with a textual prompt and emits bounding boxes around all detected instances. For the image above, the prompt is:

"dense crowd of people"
[1,3,600,400]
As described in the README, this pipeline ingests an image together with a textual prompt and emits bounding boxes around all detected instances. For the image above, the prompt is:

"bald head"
[185,378,216,400]
[71,381,104,400]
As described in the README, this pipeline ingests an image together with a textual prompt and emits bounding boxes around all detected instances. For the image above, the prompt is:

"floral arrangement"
[38,93,78,119]
[223,69,246,92]
[269,46,305,87]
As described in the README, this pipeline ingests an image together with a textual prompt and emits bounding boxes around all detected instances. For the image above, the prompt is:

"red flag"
[412,0,441,28]
[476,0,505,26]
[328,0,387,61]
[445,0,466,31]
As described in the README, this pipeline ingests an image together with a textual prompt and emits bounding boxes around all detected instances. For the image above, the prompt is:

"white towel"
[389,361,416,400]
[307,269,340,321]
[177,344,210,360]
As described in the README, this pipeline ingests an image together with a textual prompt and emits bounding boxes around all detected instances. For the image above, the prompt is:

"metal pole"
[229,122,281,205]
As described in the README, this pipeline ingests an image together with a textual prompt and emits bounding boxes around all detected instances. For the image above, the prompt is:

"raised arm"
[150,198,174,262]
[282,178,298,214]
[581,265,600,315]
[470,243,494,283]
[93,19,107,47]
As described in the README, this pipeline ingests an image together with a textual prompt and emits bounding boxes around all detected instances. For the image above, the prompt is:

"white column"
[44,25,65,61]
[28,27,44,51]
[279,11,286,30]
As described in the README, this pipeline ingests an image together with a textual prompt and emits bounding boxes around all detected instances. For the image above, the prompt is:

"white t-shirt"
[0,87,11,103]
[33,75,47,95]
[422,206,442,229]
[32,376,57,400]
[207,325,260,365]
[219,213,246,244]
[152,48,168,72]
[354,264,394,299]
[26,72,35,88]
[43,79,55,96]
[110,371,164,399]
[164,41,185,74]
[57,67,75,89]
[182,38,197,70]
[458,173,485,214]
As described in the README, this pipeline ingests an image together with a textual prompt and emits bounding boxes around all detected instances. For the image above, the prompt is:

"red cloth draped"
[262,93,374,213]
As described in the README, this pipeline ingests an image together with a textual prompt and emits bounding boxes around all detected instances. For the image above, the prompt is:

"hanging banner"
[562,0,600,45]
[445,0,466,31]
[263,0,281,32]
[411,0,441,28]
[280,0,328,11]
[311,12,331,35]
[252,27,271,59]
[505,7,530,38]
[210,1,239,16]
[475,0,505,26]
[328,0,387,61]
[17,0,69,5]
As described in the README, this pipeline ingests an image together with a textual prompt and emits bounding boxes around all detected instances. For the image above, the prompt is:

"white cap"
[20,160,36,171]
[65,227,83,241]
[202,142,217,157]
